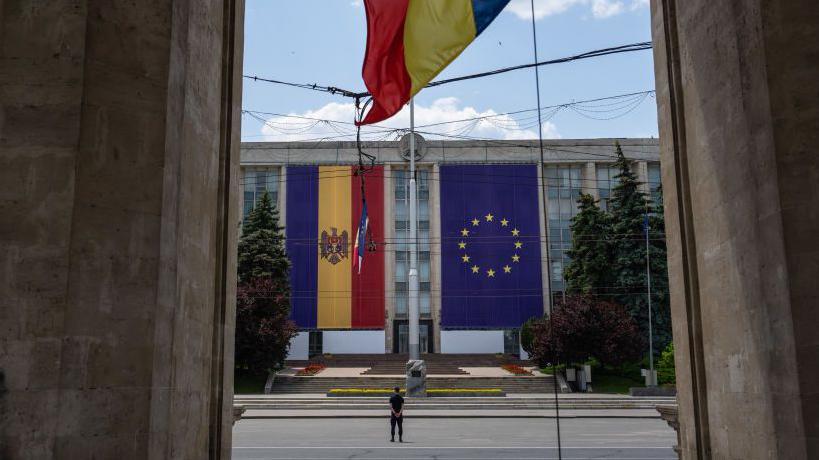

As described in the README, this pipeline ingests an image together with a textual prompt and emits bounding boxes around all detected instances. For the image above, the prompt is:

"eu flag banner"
[440,165,544,328]
[286,166,385,329]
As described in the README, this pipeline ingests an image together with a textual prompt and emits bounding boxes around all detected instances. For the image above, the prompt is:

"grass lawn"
[590,372,643,394]
[234,372,268,394]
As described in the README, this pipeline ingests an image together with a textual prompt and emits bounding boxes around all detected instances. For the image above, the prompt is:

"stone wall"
[652,0,818,458]
[0,0,244,458]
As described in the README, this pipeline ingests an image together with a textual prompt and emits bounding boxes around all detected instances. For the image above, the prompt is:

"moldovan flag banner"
[440,165,544,328]
[359,0,511,125]
[286,166,385,329]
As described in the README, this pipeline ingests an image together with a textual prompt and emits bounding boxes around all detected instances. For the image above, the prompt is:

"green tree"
[564,193,612,294]
[657,342,676,385]
[647,185,672,354]
[608,143,671,357]
[238,191,289,283]
[520,317,538,356]
[235,191,296,376]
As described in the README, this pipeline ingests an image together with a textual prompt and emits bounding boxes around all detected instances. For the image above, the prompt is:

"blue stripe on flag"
[286,166,318,328]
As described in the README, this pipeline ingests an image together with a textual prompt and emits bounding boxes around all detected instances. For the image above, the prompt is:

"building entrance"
[393,319,434,353]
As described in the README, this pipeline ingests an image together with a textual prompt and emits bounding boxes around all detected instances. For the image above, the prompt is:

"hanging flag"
[358,0,511,125]
[439,165,544,328]
[286,166,385,329]
[354,201,369,274]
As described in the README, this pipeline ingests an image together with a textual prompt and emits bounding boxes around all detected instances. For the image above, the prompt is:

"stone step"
[267,375,558,394]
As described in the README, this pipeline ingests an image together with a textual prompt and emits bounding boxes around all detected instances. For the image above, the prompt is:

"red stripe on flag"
[358,0,412,125]
[351,166,385,328]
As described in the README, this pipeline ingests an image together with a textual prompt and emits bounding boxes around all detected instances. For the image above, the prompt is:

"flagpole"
[645,212,656,386]
[408,98,420,362]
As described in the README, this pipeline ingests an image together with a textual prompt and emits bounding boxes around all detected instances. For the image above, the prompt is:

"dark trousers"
[390,415,403,438]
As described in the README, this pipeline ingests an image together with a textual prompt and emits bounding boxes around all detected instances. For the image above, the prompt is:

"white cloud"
[350,0,362,7]
[507,0,587,20]
[507,0,639,19]
[630,0,649,10]
[257,97,560,142]
[591,0,624,18]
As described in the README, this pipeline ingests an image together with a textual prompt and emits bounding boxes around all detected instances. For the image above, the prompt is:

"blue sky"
[241,0,658,142]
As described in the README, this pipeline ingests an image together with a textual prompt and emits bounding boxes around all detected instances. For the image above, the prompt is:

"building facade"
[240,138,660,359]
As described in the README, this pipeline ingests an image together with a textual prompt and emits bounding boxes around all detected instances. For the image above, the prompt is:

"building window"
[393,168,431,318]
[647,162,662,208]
[545,165,582,296]
[596,164,619,211]
[243,167,279,219]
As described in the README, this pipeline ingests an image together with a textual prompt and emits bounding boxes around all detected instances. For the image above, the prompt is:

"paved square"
[233,418,677,459]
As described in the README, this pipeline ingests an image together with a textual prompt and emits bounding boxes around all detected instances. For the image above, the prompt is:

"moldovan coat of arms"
[320,227,348,265]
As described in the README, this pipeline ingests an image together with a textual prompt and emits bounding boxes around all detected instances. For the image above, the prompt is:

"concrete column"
[383,164,395,353]
[279,165,287,227]
[536,163,552,314]
[652,0,818,457]
[429,163,442,353]
[0,0,244,458]
[583,162,598,199]
[635,161,650,195]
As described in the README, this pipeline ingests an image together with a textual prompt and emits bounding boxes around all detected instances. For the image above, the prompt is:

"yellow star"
[461,254,470,263]
[503,265,512,273]
[514,241,523,249]
[461,228,470,237]
[485,213,494,222]
[458,241,467,250]
[500,218,509,227]
[512,254,521,263]
[486,268,496,278]
[471,265,480,274]
[471,218,480,227]
[511,228,520,236]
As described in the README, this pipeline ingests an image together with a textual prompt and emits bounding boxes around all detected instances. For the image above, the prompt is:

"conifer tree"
[647,185,672,352]
[608,143,671,357]
[238,191,289,283]
[235,191,296,375]
[564,193,612,294]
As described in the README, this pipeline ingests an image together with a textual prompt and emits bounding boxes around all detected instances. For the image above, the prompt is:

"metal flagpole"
[408,98,420,362]
[645,212,656,386]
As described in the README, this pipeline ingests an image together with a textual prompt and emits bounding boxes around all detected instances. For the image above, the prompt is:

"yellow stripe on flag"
[317,166,352,329]
[404,0,477,96]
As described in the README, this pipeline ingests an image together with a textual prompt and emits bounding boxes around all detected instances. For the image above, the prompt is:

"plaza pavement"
[232,417,677,459]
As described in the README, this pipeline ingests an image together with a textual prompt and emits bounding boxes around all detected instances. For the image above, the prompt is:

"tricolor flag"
[286,166,385,329]
[354,201,369,274]
[358,0,511,125]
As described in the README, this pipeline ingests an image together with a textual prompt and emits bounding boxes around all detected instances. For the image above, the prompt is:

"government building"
[240,137,660,360]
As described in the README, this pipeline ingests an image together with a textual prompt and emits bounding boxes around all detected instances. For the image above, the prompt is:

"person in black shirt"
[389,387,404,442]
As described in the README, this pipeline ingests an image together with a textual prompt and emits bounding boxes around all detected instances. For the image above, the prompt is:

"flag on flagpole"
[354,201,369,274]
[358,0,511,125]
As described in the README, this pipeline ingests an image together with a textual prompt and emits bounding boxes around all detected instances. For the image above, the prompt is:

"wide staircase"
[267,376,557,394]
[286,353,531,376]
[271,354,555,394]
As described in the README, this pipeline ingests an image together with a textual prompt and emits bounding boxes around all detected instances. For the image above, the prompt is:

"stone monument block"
[405,359,427,397]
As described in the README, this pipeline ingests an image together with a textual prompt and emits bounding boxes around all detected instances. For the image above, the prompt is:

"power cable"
[242,41,653,100]
[529,1,562,457]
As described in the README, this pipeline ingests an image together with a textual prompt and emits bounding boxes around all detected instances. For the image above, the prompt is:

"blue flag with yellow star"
[440,164,544,328]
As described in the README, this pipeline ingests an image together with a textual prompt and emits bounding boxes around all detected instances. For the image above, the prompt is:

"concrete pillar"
[0,0,244,458]
[429,163,442,353]
[536,162,552,313]
[583,161,598,200]
[652,0,818,457]
[383,164,395,353]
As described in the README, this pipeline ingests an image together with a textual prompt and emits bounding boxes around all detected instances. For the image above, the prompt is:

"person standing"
[389,386,404,442]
